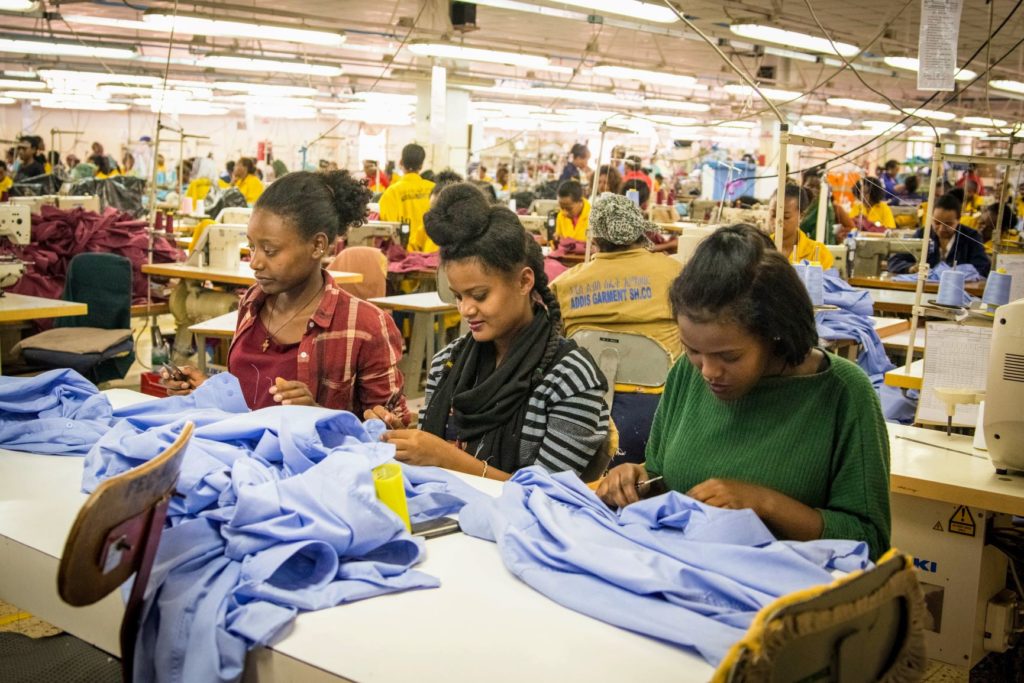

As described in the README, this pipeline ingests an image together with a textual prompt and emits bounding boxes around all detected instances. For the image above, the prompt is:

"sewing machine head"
[346,220,400,247]
[984,298,1024,474]
[0,204,31,245]
[206,224,248,270]
[850,236,925,277]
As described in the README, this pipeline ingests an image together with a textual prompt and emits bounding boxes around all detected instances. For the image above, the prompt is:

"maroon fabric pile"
[1,205,184,304]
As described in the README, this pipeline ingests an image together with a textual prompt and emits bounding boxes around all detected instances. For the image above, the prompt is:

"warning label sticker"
[933,521,943,532]
[949,506,976,537]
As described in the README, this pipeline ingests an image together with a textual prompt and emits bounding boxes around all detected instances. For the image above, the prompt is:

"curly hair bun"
[319,170,370,230]
[424,182,491,247]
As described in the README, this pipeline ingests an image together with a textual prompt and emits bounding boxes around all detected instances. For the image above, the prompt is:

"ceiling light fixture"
[142,10,345,47]
[826,97,893,112]
[801,114,851,125]
[643,98,711,112]
[900,106,957,122]
[0,0,38,11]
[212,81,320,97]
[0,77,45,90]
[990,79,1024,95]
[883,56,976,81]
[62,14,151,31]
[592,64,702,90]
[555,0,678,23]
[198,54,342,77]
[38,69,161,86]
[960,115,1007,127]
[0,37,136,60]
[730,24,859,57]
[723,84,804,101]
[481,85,629,106]
[407,42,549,68]
[955,130,988,138]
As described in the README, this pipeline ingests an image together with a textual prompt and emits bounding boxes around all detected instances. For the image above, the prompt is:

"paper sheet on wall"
[917,322,991,426]
[917,0,964,91]
[995,253,1024,303]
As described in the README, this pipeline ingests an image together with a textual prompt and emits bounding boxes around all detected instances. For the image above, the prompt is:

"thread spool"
[804,263,824,306]
[793,263,808,285]
[180,196,193,214]
[982,269,1012,307]
[372,463,411,531]
[936,269,967,307]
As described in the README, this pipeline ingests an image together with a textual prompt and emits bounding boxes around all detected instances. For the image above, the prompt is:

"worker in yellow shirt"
[774,184,835,270]
[555,180,591,242]
[0,161,12,195]
[958,180,985,229]
[379,144,436,252]
[232,157,264,205]
[849,177,895,231]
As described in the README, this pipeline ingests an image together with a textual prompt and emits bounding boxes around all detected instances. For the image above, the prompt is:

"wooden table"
[869,288,919,315]
[882,327,927,356]
[884,358,924,390]
[188,310,238,373]
[0,293,89,373]
[849,275,986,298]
[369,292,458,398]
[142,263,363,287]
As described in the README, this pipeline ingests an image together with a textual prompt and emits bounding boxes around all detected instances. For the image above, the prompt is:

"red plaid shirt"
[228,271,408,419]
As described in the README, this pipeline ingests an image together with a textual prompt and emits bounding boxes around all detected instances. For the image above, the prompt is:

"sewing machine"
[206,224,248,270]
[9,195,58,215]
[849,236,925,277]
[890,205,920,230]
[0,204,31,293]
[518,214,547,235]
[984,298,1024,474]
[346,220,400,247]
[720,206,770,230]
[56,195,100,212]
[528,199,559,216]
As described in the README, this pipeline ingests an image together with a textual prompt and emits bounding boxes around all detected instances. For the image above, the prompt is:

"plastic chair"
[713,551,927,683]
[58,422,194,683]
[569,330,673,410]
[328,246,388,300]
[15,253,135,383]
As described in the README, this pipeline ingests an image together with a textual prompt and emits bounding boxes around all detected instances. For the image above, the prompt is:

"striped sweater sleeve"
[525,348,609,476]
[418,339,456,425]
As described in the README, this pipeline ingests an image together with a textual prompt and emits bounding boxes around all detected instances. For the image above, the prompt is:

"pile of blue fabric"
[816,270,893,377]
[459,467,871,666]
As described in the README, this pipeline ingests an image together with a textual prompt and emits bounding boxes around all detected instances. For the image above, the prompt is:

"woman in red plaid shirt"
[161,170,409,422]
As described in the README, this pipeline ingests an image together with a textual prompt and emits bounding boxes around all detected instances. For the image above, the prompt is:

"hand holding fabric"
[596,463,648,508]
[364,405,407,430]
[269,377,316,406]
[687,478,775,514]
[384,429,459,468]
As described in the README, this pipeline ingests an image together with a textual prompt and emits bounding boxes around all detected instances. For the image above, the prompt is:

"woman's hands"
[159,365,207,396]
[269,377,317,406]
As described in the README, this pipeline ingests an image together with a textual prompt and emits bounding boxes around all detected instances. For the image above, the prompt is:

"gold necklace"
[261,288,322,352]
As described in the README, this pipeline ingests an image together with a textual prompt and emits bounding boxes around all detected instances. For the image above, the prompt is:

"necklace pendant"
[261,337,270,352]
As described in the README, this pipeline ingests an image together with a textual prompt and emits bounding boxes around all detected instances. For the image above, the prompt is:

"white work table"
[0,389,713,683]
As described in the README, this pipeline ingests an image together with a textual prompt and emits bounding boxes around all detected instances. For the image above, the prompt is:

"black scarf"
[420,307,559,473]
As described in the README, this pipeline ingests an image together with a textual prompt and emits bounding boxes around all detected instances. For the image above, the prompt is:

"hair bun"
[424,182,491,247]
[322,169,370,229]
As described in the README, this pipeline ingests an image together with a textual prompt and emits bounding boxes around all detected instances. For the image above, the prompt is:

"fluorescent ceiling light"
[862,120,907,132]
[38,69,161,86]
[556,0,678,23]
[135,99,231,115]
[464,0,587,21]
[960,115,1006,127]
[0,38,135,60]
[801,114,851,125]
[407,42,548,68]
[470,101,542,116]
[352,92,418,105]
[0,77,45,90]
[646,114,699,126]
[483,85,629,106]
[716,121,758,129]
[334,110,412,125]
[730,24,859,57]
[883,56,976,81]
[249,104,318,119]
[955,129,988,138]
[0,0,38,11]
[900,106,957,122]
[592,64,701,90]
[3,90,112,101]
[827,97,892,112]
[990,79,1024,95]
[199,55,342,77]
[723,84,804,102]
[213,81,320,97]
[0,96,13,104]
[224,95,319,109]
[101,84,212,99]
[63,14,151,31]
[911,126,949,135]
[643,98,711,113]
[142,10,345,47]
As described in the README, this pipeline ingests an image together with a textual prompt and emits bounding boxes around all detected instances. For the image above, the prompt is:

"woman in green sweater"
[596,224,891,559]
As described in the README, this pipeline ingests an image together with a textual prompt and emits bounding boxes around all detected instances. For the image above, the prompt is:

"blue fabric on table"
[816,311,895,376]
[458,466,871,666]
[822,269,875,316]
[0,368,114,455]
[891,262,980,306]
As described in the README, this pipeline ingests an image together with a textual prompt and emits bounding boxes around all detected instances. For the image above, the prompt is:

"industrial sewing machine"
[204,224,248,270]
[848,236,925,277]
[346,220,400,247]
[0,204,31,293]
[985,298,1024,474]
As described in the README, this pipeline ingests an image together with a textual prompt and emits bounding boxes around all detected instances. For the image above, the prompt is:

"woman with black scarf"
[366,183,609,480]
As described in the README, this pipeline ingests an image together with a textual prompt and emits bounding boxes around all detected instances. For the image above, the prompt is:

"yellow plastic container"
[372,463,411,531]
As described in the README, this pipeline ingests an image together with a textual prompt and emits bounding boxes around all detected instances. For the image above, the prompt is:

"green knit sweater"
[645,352,891,559]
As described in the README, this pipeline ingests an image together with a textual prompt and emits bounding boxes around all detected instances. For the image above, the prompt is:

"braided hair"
[424,182,562,374]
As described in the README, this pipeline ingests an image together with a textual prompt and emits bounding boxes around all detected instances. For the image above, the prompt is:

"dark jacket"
[888,225,990,277]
